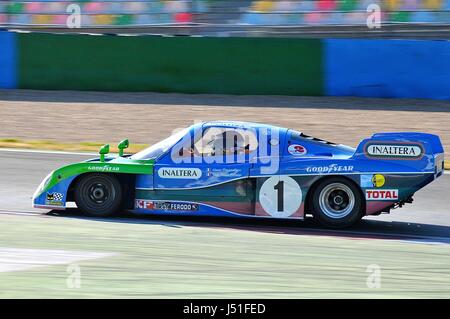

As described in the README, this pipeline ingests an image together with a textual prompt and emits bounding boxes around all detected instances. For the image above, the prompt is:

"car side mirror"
[99,144,110,162]
[118,139,129,157]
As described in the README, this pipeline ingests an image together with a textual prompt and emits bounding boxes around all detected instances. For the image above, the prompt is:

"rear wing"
[352,132,444,177]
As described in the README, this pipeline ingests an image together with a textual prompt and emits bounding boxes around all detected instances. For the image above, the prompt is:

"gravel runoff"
[1,89,449,154]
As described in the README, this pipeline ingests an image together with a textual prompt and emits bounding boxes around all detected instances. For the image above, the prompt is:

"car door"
[153,125,257,191]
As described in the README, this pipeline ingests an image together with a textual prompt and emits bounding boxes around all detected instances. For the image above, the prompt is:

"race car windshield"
[131,127,190,160]
[290,130,336,145]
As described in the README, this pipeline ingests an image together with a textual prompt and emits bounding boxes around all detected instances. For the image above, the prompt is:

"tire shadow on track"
[45,209,450,245]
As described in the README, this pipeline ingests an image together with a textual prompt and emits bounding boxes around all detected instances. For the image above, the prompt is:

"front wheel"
[311,177,363,228]
[74,174,122,217]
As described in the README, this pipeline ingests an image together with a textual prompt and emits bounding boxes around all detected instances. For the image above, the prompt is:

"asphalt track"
[1,149,449,238]
[1,149,449,298]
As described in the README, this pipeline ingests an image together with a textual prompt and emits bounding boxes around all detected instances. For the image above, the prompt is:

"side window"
[195,128,258,157]
[174,127,258,159]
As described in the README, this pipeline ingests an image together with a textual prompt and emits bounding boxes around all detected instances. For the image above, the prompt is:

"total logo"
[365,189,399,201]
[158,167,202,179]
[288,144,307,156]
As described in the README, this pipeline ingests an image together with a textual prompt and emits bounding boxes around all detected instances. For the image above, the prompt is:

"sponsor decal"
[259,176,302,218]
[365,189,398,201]
[87,165,120,172]
[371,174,385,188]
[361,174,386,188]
[45,192,64,206]
[206,168,242,177]
[135,200,199,212]
[365,142,423,159]
[158,167,202,179]
[306,164,354,174]
[288,144,307,156]
[361,175,372,188]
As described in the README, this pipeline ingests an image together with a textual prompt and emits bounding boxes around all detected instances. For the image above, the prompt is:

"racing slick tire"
[74,173,122,217]
[311,177,363,228]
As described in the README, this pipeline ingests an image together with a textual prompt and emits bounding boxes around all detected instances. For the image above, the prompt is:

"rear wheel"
[74,174,122,217]
[311,177,363,228]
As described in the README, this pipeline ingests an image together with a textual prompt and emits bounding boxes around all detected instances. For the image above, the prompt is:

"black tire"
[311,177,363,228]
[74,174,122,217]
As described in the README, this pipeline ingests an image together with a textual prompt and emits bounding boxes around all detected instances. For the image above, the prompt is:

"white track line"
[0,209,44,216]
[0,247,116,273]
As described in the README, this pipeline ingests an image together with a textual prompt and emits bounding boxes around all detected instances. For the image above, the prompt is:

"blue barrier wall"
[0,31,17,89]
[324,39,450,100]
[1,31,449,100]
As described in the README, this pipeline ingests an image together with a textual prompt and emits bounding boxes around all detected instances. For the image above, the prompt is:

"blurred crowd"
[0,0,449,27]
[243,0,450,25]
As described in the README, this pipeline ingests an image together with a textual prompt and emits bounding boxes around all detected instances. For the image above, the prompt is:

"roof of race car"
[201,120,284,130]
[200,121,339,145]
[189,121,346,151]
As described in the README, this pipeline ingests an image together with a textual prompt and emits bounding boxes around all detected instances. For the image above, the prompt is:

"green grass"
[0,138,21,143]
[0,214,449,298]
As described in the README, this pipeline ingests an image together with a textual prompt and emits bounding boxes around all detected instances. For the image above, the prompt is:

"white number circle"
[259,176,302,218]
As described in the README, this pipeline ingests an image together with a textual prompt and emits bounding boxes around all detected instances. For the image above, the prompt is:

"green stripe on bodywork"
[39,158,154,195]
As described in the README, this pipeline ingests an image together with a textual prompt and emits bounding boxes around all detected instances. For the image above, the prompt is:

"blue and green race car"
[33,121,445,228]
